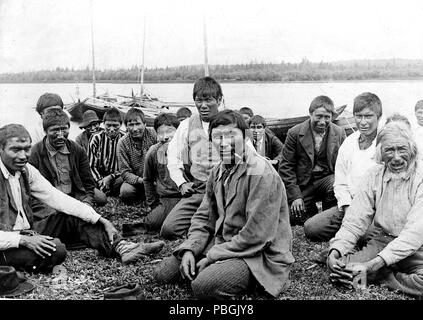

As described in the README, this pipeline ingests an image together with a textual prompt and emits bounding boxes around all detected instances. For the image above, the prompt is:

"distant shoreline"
[2,77,423,84]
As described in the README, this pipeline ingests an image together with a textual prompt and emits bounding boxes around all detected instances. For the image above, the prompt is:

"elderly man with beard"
[154,110,294,299]
[304,92,382,241]
[0,124,165,272]
[117,108,156,204]
[160,77,222,239]
[29,109,107,213]
[327,122,423,297]
[279,96,346,225]
[88,108,125,200]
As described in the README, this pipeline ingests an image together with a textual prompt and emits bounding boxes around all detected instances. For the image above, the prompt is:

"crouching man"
[0,124,164,273]
[154,110,294,299]
[327,122,423,297]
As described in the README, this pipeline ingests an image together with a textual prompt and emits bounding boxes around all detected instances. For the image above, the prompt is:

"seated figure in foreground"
[304,92,382,241]
[0,124,164,273]
[327,122,423,297]
[154,110,294,299]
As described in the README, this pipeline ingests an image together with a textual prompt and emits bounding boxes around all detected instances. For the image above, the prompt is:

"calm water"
[0,81,422,139]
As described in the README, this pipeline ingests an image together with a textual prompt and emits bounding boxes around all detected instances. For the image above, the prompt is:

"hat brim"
[0,280,35,298]
[79,120,101,129]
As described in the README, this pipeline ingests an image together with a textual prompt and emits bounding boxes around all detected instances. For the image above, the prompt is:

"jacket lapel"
[224,164,247,210]
[325,124,338,171]
[299,120,315,164]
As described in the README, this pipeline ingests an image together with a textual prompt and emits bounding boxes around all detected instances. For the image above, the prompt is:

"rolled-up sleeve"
[27,164,101,224]
[167,119,189,188]
[334,141,353,209]
[0,231,21,250]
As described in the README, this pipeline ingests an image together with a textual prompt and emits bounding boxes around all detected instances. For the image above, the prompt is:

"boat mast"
[140,16,146,98]
[203,14,209,76]
[90,0,96,97]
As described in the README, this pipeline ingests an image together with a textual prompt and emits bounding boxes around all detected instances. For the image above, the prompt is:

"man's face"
[84,122,101,136]
[241,113,251,122]
[40,106,62,119]
[0,137,32,174]
[211,123,244,165]
[46,124,70,149]
[194,95,220,122]
[249,122,265,142]
[381,136,411,173]
[354,107,379,137]
[415,108,423,127]
[157,124,176,143]
[126,116,145,139]
[310,107,332,133]
[104,120,121,139]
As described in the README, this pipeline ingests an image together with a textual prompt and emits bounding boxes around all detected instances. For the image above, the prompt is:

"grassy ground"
[12,197,412,300]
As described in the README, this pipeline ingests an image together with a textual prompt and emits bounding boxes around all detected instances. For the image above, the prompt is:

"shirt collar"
[216,142,256,182]
[0,157,21,180]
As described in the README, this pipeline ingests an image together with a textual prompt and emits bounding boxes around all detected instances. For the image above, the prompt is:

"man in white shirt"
[161,77,222,239]
[304,92,382,241]
[0,124,164,273]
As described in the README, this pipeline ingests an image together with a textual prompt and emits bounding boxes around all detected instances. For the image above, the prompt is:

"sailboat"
[65,1,194,127]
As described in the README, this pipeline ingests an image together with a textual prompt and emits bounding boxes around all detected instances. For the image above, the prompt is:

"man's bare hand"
[291,198,306,219]
[179,182,195,197]
[99,217,118,244]
[327,249,353,289]
[20,234,57,258]
[99,175,113,192]
[180,250,196,280]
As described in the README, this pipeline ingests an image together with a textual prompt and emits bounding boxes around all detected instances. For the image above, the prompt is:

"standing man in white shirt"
[304,92,382,241]
[0,124,164,273]
[161,77,222,239]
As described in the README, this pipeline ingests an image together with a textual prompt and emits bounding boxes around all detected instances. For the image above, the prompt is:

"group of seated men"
[1,75,423,300]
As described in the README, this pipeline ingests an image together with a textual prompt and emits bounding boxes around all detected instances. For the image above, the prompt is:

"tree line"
[2,59,423,82]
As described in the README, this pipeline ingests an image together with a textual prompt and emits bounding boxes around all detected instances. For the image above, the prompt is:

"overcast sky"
[1,0,423,73]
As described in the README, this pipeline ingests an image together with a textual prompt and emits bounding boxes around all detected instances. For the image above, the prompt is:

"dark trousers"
[144,197,181,231]
[0,213,119,273]
[119,182,145,204]
[154,255,254,300]
[304,205,344,242]
[291,174,336,225]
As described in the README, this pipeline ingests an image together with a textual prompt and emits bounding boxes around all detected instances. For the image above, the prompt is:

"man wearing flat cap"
[75,110,103,155]
[28,93,64,145]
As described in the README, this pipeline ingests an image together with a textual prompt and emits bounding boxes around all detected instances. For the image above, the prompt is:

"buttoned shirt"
[45,139,72,194]
[330,161,423,266]
[0,159,101,250]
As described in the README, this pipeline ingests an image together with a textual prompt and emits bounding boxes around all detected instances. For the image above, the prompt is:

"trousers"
[304,205,344,242]
[153,254,254,299]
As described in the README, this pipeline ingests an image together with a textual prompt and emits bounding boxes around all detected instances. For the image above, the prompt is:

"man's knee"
[50,239,67,266]
[191,274,224,299]
[153,256,181,284]
[94,188,107,206]
[160,220,180,240]
[119,183,138,203]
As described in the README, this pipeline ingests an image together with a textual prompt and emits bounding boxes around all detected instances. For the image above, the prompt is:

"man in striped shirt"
[117,108,157,204]
[88,108,125,200]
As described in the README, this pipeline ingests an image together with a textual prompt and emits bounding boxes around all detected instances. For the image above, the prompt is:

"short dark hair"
[103,108,122,123]
[309,96,335,114]
[176,107,192,119]
[415,100,423,112]
[0,124,32,149]
[36,93,64,115]
[239,107,254,118]
[208,110,249,141]
[42,108,70,131]
[124,108,145,126]
[353,92,382,118]
[249,115,266,127]
[193,76,223,101]
[154,113,180,131]
[385,113,411,128]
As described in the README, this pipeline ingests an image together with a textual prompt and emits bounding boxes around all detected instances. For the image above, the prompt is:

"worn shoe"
[119,240,165,265]
[104,283,144,300]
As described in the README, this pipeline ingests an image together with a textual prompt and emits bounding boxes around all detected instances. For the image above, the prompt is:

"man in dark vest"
[0,124,164,273]
[279,95,346,225]
[161,77,222,239]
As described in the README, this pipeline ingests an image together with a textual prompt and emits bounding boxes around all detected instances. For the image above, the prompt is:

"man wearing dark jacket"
[29,109,107,211]
[279,95,346,225]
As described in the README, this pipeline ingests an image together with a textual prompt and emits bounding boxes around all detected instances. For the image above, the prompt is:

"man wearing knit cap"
[0,123,165,273]
[28,93,64,145]
[75,110,103,155]
[29,109,107,210]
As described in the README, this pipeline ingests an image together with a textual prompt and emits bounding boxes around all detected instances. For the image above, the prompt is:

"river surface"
[0,81,422,139]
